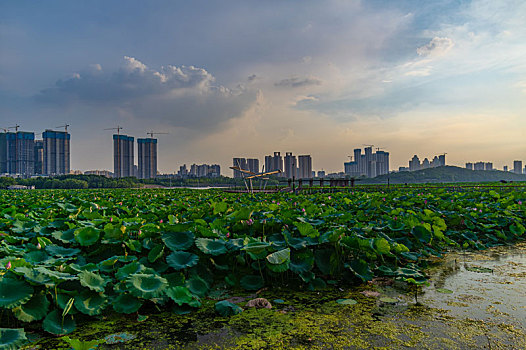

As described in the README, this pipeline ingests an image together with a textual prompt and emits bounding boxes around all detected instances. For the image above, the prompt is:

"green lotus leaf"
[78,270,109,292]
[166,286,194,306]
[379,297,398,304]
[162,231,195,251]
[0,328,27,350]
[51,229,76,243]
[215,300,243,317]
[13,267,53,286]
[12,292,50,322]
[164,272,185,288]
[348,259,374,282]
[336,298,357,305]
[308,277,327,291]
[55,293,78,314]
[74,227,100,246]
[74,290,107,316]
[195,238,227,256]
[166,251,199,270]
[0,278,33,308]
[412,225,432,244]
[24,250,50,264]
[266,260,290,273]
[314,249,334,275]
[290,250,314,274]
[226,238,245,251]
[115,262,145,281]
[266,248,290,265]
[185,275,209,297]
[126,274,168,299]
[45,245,81,257]
[112,294,142,314]
[42,309,76,335]
[36,266,78,282]
[63,336,105,350]
[240,275,264,291]
[241,241,269,260]
[373,238,391,255]
[294,222,319,238]
[436,288,454,294]
[148,244,164,263]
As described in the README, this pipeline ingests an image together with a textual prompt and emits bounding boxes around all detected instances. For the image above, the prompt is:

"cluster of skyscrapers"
[232,152,313,179]
[344,147,390,178]
[400,153,446,172]
[0,128,70,177]
[177,163,220,178]
[467,160,525,174]
[112,134,158,179]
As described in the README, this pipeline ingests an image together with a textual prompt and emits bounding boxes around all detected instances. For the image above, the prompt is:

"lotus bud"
[110,217,113,222]
[37,243,42,250]
[6,261,11,270]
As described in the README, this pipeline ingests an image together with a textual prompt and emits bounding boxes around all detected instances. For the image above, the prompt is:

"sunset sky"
[1,0,525,174]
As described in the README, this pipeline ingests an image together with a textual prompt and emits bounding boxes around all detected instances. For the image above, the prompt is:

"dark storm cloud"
[36,56,255,130]
[274,76,322,88]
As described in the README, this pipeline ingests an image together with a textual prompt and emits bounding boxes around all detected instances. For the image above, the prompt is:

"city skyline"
[1,1,525,174]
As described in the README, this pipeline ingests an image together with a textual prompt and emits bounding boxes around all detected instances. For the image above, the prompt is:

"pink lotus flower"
[519,201,523,205]
[6,261,11,270]
[424,200,427,204]
[160,219,163,223]
[110,217,113,222]
[226,232,230,238]
[138,230,142,236]
[36,243,42,250]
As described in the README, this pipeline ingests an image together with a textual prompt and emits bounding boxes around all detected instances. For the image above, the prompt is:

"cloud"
[36,56,255,130]
[416,37,454,57]
[274,76,322,88]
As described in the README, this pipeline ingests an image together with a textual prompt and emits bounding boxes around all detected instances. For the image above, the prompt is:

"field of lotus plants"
[1,186,525,348]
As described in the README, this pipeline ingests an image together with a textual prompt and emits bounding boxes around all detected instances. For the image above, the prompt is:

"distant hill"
[361,166,526,184]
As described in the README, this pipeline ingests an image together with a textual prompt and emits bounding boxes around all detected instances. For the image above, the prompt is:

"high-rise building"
[438,154,446,166]
[503,165,508,172]
[113,134,134,178]
[409,155,420,171]
[298,155,312,179]
[485,162,493,171]
[344,148,389,177]
[137,138,157,179]
[5,132,35,176]
[473,162,485,171]
[284,152,297,178]
[513,160,523,174]
[0,133,8,174]
[264,152,284,176]
[247,158,259,174]
[43,130,70,175]
[34,140,44,175]
[466,163,473,170]
[232,158,248,178]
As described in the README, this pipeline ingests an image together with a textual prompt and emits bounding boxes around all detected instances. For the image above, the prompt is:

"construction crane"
[56,124,70,133]
[8,124,20,132]
[146,131,169,139]
[362,144,375,149]
[375,147,385,152]
[347,156,353,161]
[105,126,123,177]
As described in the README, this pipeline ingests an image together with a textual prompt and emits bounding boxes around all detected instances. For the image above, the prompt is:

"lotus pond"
[0,186,525,349]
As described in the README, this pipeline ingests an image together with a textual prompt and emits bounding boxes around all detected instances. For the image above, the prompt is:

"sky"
[1,0,525,174]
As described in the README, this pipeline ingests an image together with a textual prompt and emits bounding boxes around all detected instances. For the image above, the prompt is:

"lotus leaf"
[78,270,109,292]
[115,262,145,281]
[0,328,27,350]
[266,260,290,272]
[36,266,77,282]
[215,300,243,316]
[240,275,264,290]
[294,222,319,238]
[166,251,199,270]
[126,274,168,299]
[348,259,374,282]
[166,286,194,306]
[185,275,210,297]
[74,227,100,246]
[112,294,142,314]
[51,229,75,243]
[0,278,33,308]
[195,238,227,256]
[13,267,53,286]
[63,336,104,350]
[74,290,107,315]
[45,245,81,257]
[148,244,164,263]
[162,231,195,251]
[42,310,76,335]
[12,292,50,322]
[266,248,290,265]
[241,241,270,260]
[336,298,357,305]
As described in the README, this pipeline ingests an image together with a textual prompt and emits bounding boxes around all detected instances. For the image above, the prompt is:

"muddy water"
[423,242,526,330]
[27,243,526,349]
